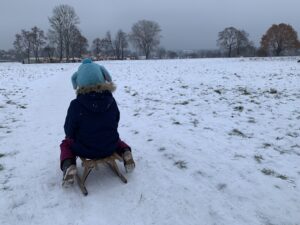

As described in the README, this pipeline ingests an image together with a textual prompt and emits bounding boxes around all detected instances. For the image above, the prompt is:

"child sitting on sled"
[60,58,135,185]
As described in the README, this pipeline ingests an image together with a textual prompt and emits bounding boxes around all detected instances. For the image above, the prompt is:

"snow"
[0,57,300,225]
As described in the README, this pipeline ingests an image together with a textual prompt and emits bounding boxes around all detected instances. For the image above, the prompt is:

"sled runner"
[76,153,127,196]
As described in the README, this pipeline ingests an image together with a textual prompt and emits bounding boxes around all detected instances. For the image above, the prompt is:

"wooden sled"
[76,152,127,196]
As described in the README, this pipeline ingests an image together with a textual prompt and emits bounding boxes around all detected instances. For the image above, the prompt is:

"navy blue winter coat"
[64,87,120,159]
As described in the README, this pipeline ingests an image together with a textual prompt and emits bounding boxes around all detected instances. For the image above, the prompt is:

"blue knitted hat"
[71,58,112,89]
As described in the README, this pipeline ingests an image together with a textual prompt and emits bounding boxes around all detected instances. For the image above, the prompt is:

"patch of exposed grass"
[261,168,275,176]
[269,88,278,94]
[238,87,251,95]
[0,153,5,158]
[174,160,188,169]
[214,89,222,95]
[158,147,166,152]
[261,168,288,180]
[247,117,256,123]
[217,183,227,190]
[164,153,175,160]
[229,129,248,138]
[276,174,288,180]
[175,101,189,105]
[18,105,27,109]
[2,186,12,191]
[291,144,300,149]
[191,119,199,127]
[286,132,299,138]
[0,164,4,171]
[249,99,260,105]
[262,143,272,148]
[254,155,264,163]
[181,85,189,89]
[234,154,246,159]
[234,106,244,112]
[6,100,16,105]
[172,121,181,125]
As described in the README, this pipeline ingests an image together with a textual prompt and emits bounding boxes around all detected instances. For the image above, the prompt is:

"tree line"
[11,4,162,63]
[1,4,300,62]
[217,24,300,57]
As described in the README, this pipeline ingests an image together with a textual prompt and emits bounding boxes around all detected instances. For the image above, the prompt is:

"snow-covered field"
[0,57,299,225]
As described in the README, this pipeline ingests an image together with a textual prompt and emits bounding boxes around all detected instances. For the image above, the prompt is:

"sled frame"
[76,153,127,196]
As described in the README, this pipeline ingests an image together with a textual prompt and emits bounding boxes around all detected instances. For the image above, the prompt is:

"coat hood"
[76,83,116,113]
[76,82,116,95]
[77,91,114,113]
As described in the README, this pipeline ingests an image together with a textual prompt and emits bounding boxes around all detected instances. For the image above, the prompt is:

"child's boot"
[123,149,135,173]
[62,159,77,186]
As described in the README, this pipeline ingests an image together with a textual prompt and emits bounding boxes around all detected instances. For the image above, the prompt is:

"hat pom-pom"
[82,58,92,64]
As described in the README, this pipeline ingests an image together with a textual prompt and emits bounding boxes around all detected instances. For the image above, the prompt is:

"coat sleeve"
[116,102,120,124]
[64,101,79,139]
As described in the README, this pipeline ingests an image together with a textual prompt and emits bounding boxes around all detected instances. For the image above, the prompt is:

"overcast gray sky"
[0,0,299,50]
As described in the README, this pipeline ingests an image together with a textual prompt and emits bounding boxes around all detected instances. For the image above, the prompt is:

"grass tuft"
[254,155,264,163]
[261,168,289,180]
[174,160,188,169]
[229,129,248,138]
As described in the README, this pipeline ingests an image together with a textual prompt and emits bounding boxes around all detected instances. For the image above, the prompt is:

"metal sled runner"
[76,153,127,196]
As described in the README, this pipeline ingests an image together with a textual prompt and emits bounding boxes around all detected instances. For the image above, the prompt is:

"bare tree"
[260,23,300,56]
[63,7,80,62]
[77,35,89,58]
[13,34,25,61]
[13,30,34,63]
[48,6,64,61]
[104,30,129,60]
[49,4,79,62]
[47,30,60,59]
[101,31,116,58]
[217,27,238,57]
[217,27,253,57]
[92,38,104,60]
[114,30,128,60]
[236,30,251,56]
[43,45,56,62]
[31,26,46,62]
[130,20,161,59]
[70,26,88,60]
[22,30,34,63]
[157,47,166,59]
[14,27,47,63]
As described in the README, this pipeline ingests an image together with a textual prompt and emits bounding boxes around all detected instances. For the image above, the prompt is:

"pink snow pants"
[60,138,130,170]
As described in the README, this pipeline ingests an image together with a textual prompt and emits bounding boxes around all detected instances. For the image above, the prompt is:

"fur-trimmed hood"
[75,82,117,113]
[76,82,116,95]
